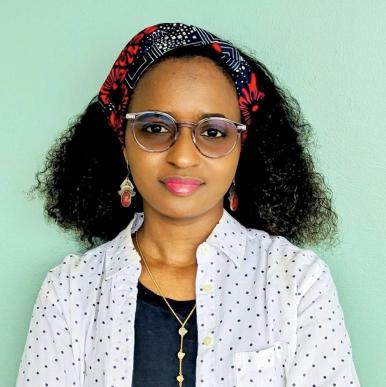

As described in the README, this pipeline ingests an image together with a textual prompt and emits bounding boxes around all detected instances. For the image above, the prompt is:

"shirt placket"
[195,242,217,386]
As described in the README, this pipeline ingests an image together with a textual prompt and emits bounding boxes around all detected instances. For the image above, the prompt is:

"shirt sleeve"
[286,253,361,386]
[16,266,81,387]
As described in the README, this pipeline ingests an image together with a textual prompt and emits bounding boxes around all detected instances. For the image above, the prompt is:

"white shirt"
[17,208,361,386]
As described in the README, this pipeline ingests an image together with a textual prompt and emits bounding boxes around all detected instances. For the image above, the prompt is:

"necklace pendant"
[178,326,188,336]
[177,351,185,360]
[176,373,184,385]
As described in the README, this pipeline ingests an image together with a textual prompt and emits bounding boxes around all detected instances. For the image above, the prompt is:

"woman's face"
[123,56,242,219]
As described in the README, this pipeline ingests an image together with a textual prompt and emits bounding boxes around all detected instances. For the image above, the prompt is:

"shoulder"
[244,227,332,292]
[50,242,109,279]
[40,239,113,304]
[41,209,140,300]
[45,213,138,287]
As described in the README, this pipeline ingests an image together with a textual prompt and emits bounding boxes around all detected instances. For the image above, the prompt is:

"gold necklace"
[134,231,197,387]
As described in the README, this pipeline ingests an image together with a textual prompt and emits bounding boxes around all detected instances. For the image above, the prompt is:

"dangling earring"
[118,160,136,207]
[228,177,238,212]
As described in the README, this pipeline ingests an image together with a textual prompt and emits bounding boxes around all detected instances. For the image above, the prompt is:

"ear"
[123,148,128,163]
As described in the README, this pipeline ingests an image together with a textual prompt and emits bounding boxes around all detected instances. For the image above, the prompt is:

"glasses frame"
[125,110,247,158]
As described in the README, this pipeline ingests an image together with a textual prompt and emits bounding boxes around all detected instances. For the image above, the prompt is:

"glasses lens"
[195,118,238,157]
[132,112,176,151]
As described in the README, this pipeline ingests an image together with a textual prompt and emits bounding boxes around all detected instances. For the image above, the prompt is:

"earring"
[118,160,136,207]
[228,177,238,212]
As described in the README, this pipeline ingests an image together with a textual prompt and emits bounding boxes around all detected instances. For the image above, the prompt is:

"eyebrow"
[144,109,227,119]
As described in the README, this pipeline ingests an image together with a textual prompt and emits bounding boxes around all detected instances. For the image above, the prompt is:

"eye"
[201,127,227,138]
[142,123,171,134]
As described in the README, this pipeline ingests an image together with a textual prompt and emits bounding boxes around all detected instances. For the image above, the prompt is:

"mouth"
[160,176,204,196]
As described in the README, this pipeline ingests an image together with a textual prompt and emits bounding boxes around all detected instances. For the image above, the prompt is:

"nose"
[165,125,201,168]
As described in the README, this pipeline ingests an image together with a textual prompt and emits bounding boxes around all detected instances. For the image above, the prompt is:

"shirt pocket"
[233,341,288,387]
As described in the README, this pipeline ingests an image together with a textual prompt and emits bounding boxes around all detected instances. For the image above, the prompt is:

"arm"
[286,254,361,386]
[16,267,81,386]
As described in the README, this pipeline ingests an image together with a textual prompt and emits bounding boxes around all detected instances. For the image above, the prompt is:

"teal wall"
[1,1,385,385]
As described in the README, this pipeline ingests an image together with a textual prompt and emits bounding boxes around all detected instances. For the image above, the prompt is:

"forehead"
[128,56,241,121]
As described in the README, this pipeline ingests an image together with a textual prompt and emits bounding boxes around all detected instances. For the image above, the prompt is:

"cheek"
[129,152,159,179]
[126,157,158,197]
[211,156,240,188]
[124,130,145,166]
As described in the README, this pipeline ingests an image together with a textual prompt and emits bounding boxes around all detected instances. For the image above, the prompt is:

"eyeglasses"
[125,111,246,158]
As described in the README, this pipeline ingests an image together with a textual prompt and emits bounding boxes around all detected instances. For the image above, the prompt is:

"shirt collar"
[103,208,247,280]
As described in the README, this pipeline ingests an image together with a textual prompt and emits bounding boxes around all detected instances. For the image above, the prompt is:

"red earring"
[118,160,136,207]
[228,178,238,212]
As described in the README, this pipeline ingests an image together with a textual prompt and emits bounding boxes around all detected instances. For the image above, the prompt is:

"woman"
[17,23,360,386]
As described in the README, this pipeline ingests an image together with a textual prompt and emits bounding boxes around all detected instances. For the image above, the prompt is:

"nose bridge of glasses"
[167,121,201,158]
[175,121,198,132]
[173,121,199,145]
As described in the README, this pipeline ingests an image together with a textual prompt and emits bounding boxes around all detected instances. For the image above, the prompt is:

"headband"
[98,23,265,148]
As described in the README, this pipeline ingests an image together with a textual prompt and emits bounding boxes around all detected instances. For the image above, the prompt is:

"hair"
[30,43,339,250]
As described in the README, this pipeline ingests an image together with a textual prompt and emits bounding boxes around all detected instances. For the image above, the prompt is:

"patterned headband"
[98,23,265,148]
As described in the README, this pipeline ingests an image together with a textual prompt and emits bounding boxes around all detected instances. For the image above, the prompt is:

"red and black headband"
[98,22,265,148]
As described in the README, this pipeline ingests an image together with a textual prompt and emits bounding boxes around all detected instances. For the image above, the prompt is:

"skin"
[123,56,242,300]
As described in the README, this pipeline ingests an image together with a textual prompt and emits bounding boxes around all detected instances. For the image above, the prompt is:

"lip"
[161,176,204,196]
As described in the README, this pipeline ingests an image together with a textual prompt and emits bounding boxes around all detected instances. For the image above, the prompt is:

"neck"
[134,203,224,269]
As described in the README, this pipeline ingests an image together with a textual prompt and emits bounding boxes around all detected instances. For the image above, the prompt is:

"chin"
[146,198,223,219]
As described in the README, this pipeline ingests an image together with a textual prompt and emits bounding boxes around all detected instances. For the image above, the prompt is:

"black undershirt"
[132,280,198,386]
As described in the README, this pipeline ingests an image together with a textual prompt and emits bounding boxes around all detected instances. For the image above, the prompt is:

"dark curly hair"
[30,43,339,250]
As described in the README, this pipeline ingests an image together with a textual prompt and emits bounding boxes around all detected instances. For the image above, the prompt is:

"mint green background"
[1,1,385,386]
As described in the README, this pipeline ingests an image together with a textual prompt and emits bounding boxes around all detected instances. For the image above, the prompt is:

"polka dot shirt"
[16,208,361,386]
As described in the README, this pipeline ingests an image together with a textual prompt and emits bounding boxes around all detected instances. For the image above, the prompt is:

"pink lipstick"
[161,176,204,196]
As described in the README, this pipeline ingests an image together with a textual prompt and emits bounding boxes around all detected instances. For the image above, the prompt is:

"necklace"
[134,231,197,387]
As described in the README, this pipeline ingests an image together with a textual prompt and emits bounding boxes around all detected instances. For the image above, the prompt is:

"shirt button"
[202,336,213,346]
[202,245,210,255]
[202,283,213,293]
